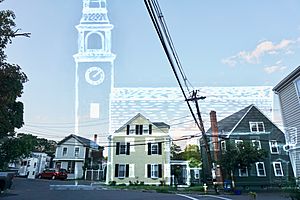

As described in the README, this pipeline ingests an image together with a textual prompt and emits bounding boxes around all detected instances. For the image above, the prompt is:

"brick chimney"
[94,134,97,143]
[210,111,219,157]
[210,110,223,184]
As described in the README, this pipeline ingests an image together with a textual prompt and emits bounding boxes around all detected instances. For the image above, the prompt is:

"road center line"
[176,194,199,200]
[200,195,232,200]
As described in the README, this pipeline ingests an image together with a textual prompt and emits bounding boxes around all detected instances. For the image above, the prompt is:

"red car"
[38,168,68,180]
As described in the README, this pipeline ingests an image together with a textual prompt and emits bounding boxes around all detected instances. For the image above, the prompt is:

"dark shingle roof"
[207,104,253,135]
[58,134,99,149]
[153,122,170,129]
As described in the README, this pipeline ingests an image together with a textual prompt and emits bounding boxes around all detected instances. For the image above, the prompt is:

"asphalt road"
[0,177,291,200]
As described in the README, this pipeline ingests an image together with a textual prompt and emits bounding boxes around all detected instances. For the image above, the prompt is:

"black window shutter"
[126,125,130,135]
[115,164,119,177]
[158,164,162,178]
[126,164,129,177]
[147,164,151,178]
[149,124,152,135]
[116,142,120,155]
[126,142,130,155]
[148,143,151,155]
[135,125,139,135]
[140,125,143,135]
[158,142,162,155]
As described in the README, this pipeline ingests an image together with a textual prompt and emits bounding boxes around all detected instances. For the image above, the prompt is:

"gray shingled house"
[201,105,292,190]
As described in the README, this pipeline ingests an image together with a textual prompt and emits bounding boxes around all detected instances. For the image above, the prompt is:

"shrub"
[109,181,116,186]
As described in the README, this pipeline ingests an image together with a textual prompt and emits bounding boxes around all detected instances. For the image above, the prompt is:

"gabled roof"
[206,104,253,136]
[57,134,99,149]
[114,113,170,133]
[273,66,300,92]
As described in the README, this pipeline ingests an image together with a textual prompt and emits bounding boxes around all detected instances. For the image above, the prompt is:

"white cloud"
[222,38,296,67]
[263,65,287,74]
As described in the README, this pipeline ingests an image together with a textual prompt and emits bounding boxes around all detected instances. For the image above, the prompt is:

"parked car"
[37,168,67,180]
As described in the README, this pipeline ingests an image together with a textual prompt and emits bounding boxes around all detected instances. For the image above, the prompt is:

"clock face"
[85,67,105,85]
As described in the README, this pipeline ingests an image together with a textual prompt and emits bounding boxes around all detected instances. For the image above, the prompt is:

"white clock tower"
[74,0,116,138]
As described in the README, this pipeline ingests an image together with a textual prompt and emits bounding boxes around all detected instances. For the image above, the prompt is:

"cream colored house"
[106,113,171,185]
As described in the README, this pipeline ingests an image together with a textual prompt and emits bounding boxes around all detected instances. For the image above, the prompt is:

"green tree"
[182,144,201,168]
[170,142,183,160]
[0,134,37,170]
[0,0,30,139]
[219,141,267,188]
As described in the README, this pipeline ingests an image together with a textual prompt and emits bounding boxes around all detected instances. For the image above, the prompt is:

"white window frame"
[273,162,284,177]
[118,164,126,178]
[235,140,243,147]
[256,162,266,177]
[151,164,158,178]
[62,147,67,156]
[74,147,79,157]
[128,125,135,134]
[252,140,261,150]
[220,141,226,152]
[249,122,265,132]
[151,143,158,154]
[238,166,248,177]
[270,140,279,154]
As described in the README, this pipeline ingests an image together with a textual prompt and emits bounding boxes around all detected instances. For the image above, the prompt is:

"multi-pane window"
[220,141,226,152]
[238,166,248,177]
[115,164,129,178]
[148,142,162,155]
[126,125,135,135]
[256,162,266,176]
[273,162,284,176]
[252,140,261,150]
[151,143,158,154]
[116,142,130,155]
[74,147,79,157]
[151,164,159,178]
[62,147,67,156]
[249,122,265,132]
[118,164,126,178]
[270,140,279,154]
[120,142,127,154]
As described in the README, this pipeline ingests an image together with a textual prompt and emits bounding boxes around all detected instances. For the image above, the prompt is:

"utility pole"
[186,90,213,175]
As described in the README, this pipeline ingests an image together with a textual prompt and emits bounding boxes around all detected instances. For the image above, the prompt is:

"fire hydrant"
[203,183,208,194]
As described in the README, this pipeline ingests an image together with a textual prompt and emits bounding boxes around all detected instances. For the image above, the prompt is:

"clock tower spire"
[74,0,116,139]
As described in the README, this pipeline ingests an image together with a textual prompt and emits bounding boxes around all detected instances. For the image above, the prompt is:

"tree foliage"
[0,134,37,170]
[170,142,183,160]
[170,143,201,168]
[0,133,57,170]
[0,0,29,139]
[219,141,267,179]
[183,144,201,168]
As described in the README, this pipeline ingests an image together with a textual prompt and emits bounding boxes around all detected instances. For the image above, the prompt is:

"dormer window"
[249,122,265,132]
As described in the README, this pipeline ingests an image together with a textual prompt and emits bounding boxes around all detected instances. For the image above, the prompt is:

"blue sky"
[1,0,300,141]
